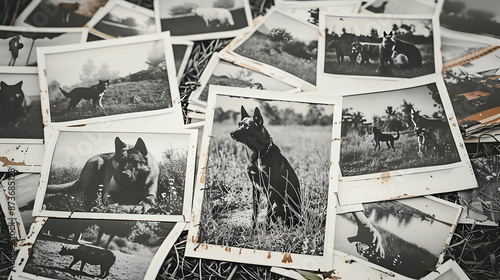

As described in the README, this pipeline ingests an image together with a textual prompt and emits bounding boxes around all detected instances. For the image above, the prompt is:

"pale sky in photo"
[45,40,163,87]
[342,85,442,123]
[107,5,153,28]
[50,131,190,169]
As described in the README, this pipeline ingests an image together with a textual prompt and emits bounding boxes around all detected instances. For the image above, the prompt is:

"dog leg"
[251,182,260,230]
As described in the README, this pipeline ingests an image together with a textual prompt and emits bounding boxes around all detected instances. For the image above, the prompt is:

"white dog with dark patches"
[192,7,234,27]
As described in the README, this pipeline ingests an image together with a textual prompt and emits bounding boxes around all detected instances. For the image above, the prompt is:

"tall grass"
[234,32,317,85]
[340,131,460,176]
[199,122,331,255]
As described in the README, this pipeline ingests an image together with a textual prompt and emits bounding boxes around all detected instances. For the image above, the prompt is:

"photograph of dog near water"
[196,92,336,256]
[340,83,461,177]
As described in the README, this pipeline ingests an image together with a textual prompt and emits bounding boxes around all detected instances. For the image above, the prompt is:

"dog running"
[230,106,301,228]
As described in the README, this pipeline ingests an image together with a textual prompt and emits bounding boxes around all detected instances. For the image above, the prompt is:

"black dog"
[59,79,109,113]
[373,126,399,151]
[230,106,301,228]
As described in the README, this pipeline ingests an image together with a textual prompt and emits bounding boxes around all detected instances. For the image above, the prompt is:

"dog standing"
[410,109,452,155]
[230,106,301,228]
[59,244,115,278]
[59,79,109,113]
[373,126,400,151]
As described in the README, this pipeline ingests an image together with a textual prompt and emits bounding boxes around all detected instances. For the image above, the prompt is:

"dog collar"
[258,141,273,159]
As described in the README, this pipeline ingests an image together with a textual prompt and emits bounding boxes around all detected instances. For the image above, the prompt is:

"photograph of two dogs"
[199,95,334,254]
[340,83,461,177]
[324,16,435,78]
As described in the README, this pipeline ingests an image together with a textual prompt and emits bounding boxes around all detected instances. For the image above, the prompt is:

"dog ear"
[253,107,263,126]
[115,137,127,151]
[0,81,6,89]
[134,138,148,155]
[383,31,387,36]
[240,106,249,120]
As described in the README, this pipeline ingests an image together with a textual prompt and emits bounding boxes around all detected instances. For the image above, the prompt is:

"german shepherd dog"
[350,31,395,70]
[373,126,400,151]
[59,244,115,279]
[59,79,109,113]
[230,106,301,228]
[410,109,452,155]
[47,137,159,213]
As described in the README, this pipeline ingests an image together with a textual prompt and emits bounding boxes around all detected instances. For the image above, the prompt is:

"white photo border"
[186,85,342,271]
[34,127,198,222]
[11,217,186,280]
[36,32,183,127]
[153,0,254,41]
[171,39,194,85]
[223,7,319,91]
[318,12,441,82]
[420,259,470,280]
[85,0,156,40]
[337,75,477,205]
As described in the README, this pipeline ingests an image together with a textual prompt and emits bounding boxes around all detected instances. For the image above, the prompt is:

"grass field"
[0,96,43,139]
[324,44,435,78]
[340,130,460,176]
[233,32,317,85]
[199,121,332,255]
[50,79,172,123]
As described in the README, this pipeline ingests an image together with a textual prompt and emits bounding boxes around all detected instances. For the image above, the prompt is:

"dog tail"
[394,130,400,140]
[59,86,70,98]
[47,180,78,194]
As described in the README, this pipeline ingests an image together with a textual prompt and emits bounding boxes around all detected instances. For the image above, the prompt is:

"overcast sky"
[257,10,318,44]
[342,84,442,123]
[45,40,164,87]
[159,0,245,18]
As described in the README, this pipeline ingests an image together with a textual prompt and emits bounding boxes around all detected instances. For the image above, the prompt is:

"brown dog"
[230,106,301,227]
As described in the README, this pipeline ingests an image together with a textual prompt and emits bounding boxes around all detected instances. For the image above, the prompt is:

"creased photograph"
[13,217,184,280]
[35,128,197,221]
[186,86,341,270]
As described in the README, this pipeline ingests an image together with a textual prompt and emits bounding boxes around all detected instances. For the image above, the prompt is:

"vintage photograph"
[86,0,156,39]
[38,33,182,126]
[187,86,341,270]
[278,3,360,26]
[458,155,500,225]
[154,0,253,40]
[16,217,184,280]
[189,53,299,109]
[35,129,197,221]
[172,41,193,83]
[0,26,86,67]
[340,83,461,178]
[16,0,108,28]
[335,196,462,279]
[443,47,500,138]
[322,15,436,79]
[229,8,318,86]
[0,173,40,243]
[440,0,500,39]
[0,68,43,141]
[362,0,436,15]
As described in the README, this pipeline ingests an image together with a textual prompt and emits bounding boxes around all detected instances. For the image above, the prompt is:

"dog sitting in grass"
[230,106,301,228]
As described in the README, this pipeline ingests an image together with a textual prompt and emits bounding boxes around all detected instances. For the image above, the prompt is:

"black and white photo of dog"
[155,0,252,39]
[323,15,435,78]
[199,94,334,255]
[340,83,460,177]
[21,218,178,280]
[42,131,191,217]
[43,38,174,123]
